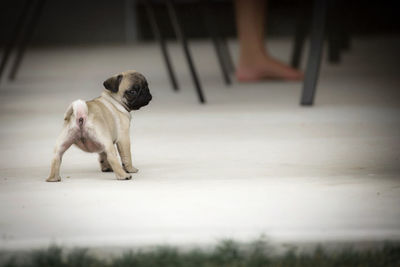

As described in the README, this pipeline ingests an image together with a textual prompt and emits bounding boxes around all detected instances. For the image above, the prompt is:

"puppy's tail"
[68,99,88,128]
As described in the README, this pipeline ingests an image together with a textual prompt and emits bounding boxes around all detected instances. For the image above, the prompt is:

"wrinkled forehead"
[121,72,147,87]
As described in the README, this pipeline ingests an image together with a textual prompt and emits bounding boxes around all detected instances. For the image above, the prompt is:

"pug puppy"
[46,70,152,182]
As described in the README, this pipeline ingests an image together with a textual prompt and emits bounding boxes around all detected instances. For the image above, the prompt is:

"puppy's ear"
[103,74,123,93]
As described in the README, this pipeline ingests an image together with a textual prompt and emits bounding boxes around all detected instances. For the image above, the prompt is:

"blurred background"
[0,0,400,265]
[1,0,399,44]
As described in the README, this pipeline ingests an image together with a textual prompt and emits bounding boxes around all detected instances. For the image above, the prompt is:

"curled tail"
[72,100,88,128]
[64,99,88,128]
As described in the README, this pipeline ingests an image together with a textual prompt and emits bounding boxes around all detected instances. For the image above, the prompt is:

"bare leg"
[117,138,139,173]
[99,152,113,172]
[235,0,303,82]
[46,129,73,182]
[104,143,132,180]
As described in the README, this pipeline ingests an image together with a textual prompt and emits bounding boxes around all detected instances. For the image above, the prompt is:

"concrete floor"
[0,37,400,250]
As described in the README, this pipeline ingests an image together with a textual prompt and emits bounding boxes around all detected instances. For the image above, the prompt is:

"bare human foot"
[236,56,304,82]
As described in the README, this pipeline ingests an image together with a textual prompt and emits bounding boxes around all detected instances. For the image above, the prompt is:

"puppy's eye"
[129,89,137,95]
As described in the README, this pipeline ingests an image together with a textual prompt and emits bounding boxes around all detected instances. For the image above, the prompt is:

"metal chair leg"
[338,0,351,52]
[165,0,206,104]
[339,28,351,51]
[144,1,179,91]
[290,6,308,69]
[219,37,235,74]
[300,0,328,106]
[327,0,341,64]
[201,2,231,85]
[327,28,341,64]
[0,0,33,81]
[8,0,46,81]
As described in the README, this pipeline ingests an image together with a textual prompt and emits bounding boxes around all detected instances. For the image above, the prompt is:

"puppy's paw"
[125,166,139,173]
[46,176,61,182]
[101,167,113,172]
[116,172,132,180]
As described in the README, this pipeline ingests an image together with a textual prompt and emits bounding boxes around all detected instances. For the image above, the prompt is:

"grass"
[1,240,400,267]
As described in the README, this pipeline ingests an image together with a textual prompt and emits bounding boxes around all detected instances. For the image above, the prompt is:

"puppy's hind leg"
[98,152,113,172]
[46,128,74,182]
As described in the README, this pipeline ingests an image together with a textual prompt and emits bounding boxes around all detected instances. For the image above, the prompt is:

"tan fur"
[46,71,147,182]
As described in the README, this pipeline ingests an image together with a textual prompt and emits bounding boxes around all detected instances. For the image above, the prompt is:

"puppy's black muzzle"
[128,87,152,110]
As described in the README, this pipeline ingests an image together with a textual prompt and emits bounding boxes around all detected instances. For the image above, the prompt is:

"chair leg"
[338,0,351,52]
[211,37,232,86]
[201,2,231,85]
[339,28,351,51]
[0,0,33,81]
[8,0,46,81]
[219,37,235,74]
[290,6,308,69]
[300,0,328,106]
[327,0,341,64]
[165,0,206,104]
[144,1,179,91]
[327,28,341,64]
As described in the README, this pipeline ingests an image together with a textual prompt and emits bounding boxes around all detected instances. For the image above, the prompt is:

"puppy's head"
[103,70,152,111]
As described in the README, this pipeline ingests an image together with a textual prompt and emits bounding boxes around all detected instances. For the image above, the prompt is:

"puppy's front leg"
[104,143,132,180]
[116,137,138,173]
